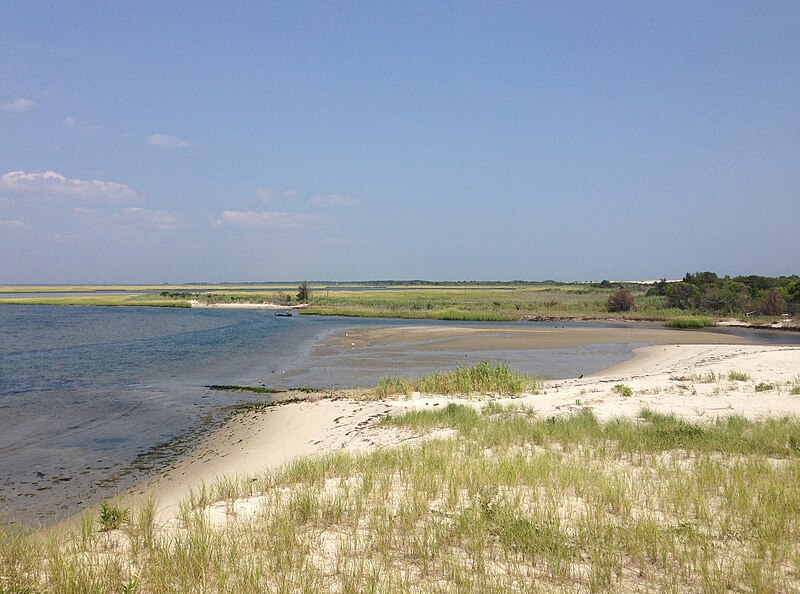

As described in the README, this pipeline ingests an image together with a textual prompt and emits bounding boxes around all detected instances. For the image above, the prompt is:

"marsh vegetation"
[2,272,798,326]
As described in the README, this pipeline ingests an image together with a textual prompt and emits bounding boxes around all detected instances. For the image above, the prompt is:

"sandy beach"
[188,300,307,310]
[141,341,800,521]
[19,336,800,592]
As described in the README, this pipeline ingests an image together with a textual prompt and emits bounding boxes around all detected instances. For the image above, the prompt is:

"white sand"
[145,343,800,520]
[188,300,307,309]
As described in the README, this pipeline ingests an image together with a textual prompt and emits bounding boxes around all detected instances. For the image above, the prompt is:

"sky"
[1,2,798,283]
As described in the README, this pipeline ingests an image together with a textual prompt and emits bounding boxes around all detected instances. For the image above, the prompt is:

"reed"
[374,362,539,397]
[664,316,717,328]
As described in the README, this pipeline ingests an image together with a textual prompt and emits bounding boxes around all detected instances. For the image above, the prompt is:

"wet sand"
[317,324,750,353]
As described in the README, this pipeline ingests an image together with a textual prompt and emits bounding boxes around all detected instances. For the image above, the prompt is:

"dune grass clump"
[98,499,129,532]
[664,316,717,328]
[611,383,633,397]
[375,362,538,398]
[728,370,751,382]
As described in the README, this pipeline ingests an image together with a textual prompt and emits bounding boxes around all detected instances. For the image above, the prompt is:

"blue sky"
[1,2,798,283]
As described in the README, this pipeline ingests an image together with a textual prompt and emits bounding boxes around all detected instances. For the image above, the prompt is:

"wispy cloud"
[212,210,316,229]
[0,219,30,232]
[256,187,274,203]
[122,207,187,231]
[146,133,191,148]
[310,193,359,207]
[0,170,139,203]
[1,97,34,111]
[71,206,186,232]
[64,115,101,135]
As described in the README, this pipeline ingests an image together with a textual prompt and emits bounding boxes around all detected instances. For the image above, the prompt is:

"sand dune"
[141,343,800,521]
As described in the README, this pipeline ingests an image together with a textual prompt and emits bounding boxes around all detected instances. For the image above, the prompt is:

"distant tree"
[607,289,635,313]
[784,280,800,314]
[665,282,701,309]
[645,279,668,297]
[296,280,311,303]
[684,271,719,288]
[758,290,785,316]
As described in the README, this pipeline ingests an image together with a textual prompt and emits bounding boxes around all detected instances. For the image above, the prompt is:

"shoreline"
[135,342,800,523]
[187,300,308,310]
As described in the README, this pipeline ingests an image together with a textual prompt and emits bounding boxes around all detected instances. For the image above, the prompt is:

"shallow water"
[0,305,796,526]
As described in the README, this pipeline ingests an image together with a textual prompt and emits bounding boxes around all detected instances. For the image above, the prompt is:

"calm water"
[1,305,796,525]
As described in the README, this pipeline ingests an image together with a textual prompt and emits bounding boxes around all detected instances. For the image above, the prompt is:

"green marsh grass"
[3,405,799,592]
[664,316,717,328]
[374,361,540,397]
[0,294,191,307]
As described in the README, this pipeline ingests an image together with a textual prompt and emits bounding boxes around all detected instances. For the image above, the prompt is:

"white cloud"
[212,210,316,229]
[0,219,30,231]
[146,134,190,148]
[310,193,359,207]
[64,116,101,135]
[0,170,139,203]
[123,207,187,231]
[256,187,274,203]
[2,98,34,111]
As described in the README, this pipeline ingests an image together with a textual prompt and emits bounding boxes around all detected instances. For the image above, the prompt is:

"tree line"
[646,272,800,316]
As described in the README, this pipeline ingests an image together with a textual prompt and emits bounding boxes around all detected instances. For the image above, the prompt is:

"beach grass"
[3,405,799,593]
[374,362,540,398]
[664,316,718,328]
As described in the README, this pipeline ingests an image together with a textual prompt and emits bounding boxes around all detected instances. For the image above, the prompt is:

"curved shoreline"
[136,341,800,523]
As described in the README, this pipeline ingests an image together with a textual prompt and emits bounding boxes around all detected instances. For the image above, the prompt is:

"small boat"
[275,311,293,317]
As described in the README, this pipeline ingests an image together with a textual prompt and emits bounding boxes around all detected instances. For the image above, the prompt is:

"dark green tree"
[665,282,701,309]
[296,280,311,303]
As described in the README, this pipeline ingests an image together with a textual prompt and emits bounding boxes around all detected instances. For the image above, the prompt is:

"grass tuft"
[664,317,717,328]
[728,370,751,382]
[375,361,535,397]
[98,499,129,532]
[611,384,633,397]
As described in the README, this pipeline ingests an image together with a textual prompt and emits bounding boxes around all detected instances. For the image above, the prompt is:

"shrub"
[758,290,786,316]
[296,280,311,303]
[665,282,701,309]
[606,289,635,312]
